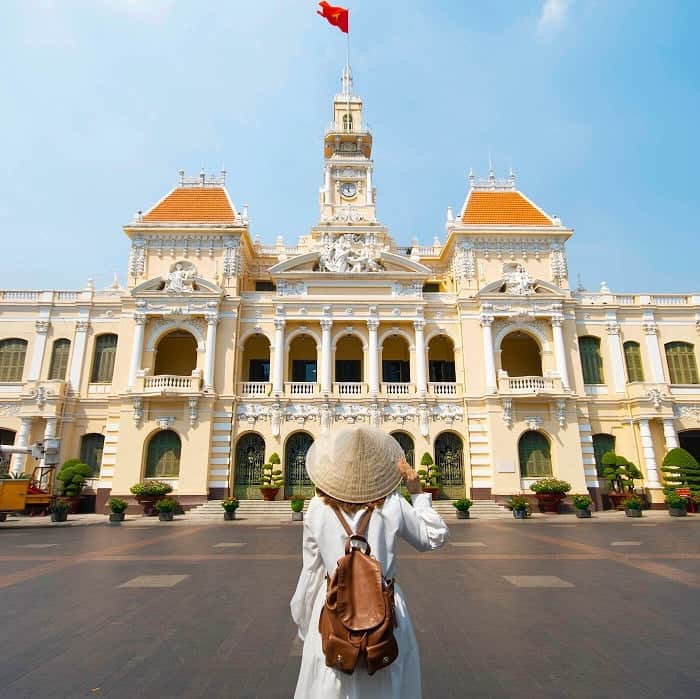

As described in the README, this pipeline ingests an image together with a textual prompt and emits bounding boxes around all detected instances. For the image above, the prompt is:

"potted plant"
[259,460,283,501]
[452,498,473,519]
[507,495,531,519]
[571,494,593,518]
[290,494,305,521]
[107,497,128,523]
[50,499,70,523]
[417,453,441,499]
[665,492,687,517]
[221,497,239,521]
[623,495,643,517]
[529,478,571,513]
[56,459,92,513]
[155,497,177,522]
[602,451,642,509]
[130,480,173,515]
[660,447,700,513]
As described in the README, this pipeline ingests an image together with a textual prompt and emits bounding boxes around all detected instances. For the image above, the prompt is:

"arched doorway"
[391,431,415,468]
[518,431,552,477]
[382,335,410,387]
[234,433,266,500]
[145,430,181,478]
[285,432,314,498]
[679,430,700,464]
[435,432,464,499]
[501,332,542,377]
[154,330,198,376]
[0,428,16,474]
[335,335,363,388]
[241,335,271,383]
[428,336,456,383]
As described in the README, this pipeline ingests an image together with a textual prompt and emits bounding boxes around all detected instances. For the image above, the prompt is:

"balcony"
[381,382,413,396]
[285,382,318,396]
[428,382,460,397]
[238,382,271,397]
[498,374,563,396]
[334,382,366,396]
[136,371,202,395]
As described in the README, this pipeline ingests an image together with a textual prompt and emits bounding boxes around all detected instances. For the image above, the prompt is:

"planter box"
[575,509,592,518]
[456,510,470,519]
[109,512,125,523]
[158,512,174,521]
[223,511,237,521]
[535,493,565,514]
[260,488,279,502]
[625,509,642,518]
[424,487,440,500]
[51,511,68,522]
[292,511,304,521]
[136,497,159,516]
[513,510,528,519]
[669,508,687,517]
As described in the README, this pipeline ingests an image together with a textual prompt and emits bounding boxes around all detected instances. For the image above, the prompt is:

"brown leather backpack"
[318,505,398,676]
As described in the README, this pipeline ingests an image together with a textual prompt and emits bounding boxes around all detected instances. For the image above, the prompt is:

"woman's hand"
[398,459,423,495]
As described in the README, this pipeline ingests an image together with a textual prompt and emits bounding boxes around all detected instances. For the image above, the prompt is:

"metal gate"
[391,431,415,468]
[284,432,315,498]
[234,433,266,500]
[435,432,465,499]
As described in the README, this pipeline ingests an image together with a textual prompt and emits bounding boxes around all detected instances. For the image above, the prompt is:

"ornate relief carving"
[318,233,384,273]
[503,263,534,296]
[35,320,50,334]
[550,242,568,287]
[502,398,513,428]
[646,388,667,409]
[555,399,567,427]
[606,322,621,335]
[223,238,239,278]
[0,403,19,417]
[188,397,198,427]
[129,238,146,277]
[164,261,197,294]
[673,404,700,421]
[642,322,658,336]
[525,416,544,430]
[132,398,143,426]
[392,282,422,297]
[156,416,175,430]
[277,281,308,296]
[75,320,89,333]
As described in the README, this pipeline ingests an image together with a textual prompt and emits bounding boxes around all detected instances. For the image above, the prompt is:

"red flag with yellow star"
[317,1,349,33]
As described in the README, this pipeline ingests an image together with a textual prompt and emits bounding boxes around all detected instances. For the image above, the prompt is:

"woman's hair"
[316,488,386,514]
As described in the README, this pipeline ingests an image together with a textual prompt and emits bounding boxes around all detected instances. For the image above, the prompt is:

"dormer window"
[343,113,353,131]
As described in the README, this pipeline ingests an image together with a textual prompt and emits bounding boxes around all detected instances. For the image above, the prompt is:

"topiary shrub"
[660,447,700,499]
[260,463,283,489]
[268,453,281,465]
[56,459,92,497]
[290,495,305,513]
[601,451,641,493]
[420,452,434,467]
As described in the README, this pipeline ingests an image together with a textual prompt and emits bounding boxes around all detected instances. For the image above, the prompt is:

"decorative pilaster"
[128,313,147,389]
[204,313,219,392]
[27,320,50,381]
[638,419,661,488]
[367,319,379,397]
[414,320,427,398]
[11,417,32,476]
[68,320,89,392]
[606,321,626,393]
[643,322,666,383]
[320,319,333,395]
[480,313,497,394]
[663,418,679,451]
[550,314,571,392]
[272,318,286,395]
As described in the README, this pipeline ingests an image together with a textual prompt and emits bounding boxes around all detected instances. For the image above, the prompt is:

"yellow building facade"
[1,70,699,510]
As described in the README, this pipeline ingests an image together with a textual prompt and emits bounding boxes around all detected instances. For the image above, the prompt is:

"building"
[1,67,699,511]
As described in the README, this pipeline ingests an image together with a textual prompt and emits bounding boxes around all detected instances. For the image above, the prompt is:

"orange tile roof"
[462,191,554,226]
[143,187,236,223]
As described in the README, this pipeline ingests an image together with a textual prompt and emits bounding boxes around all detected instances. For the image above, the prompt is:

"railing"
[286,382,318,396]
[615,295,635,305]
[335,382,365,396]
[325,121,371,136]
[575,292,693,306]
[0,291,41,301]
[428,382,459,396]
[238,382,271,396]
[382,382,412,396]
[652,295,689,305]
[144,374,202,393]
[502,376,554,393]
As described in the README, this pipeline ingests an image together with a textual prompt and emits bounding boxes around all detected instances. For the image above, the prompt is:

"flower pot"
[575,508,592,518]
[51,511,68,523]
[260,487,279,502]
[223,510,237,521]
[292,511,304,521]
[625,509,642,518]
[669,508,687,517]
[608,492,629,511]
[535,493,565,514]
[513,509,527,519]
[456,510,470,519]
[158,511,174,521]
[136,497,159,516]
[109,512,125,523]
[424,487,440,500]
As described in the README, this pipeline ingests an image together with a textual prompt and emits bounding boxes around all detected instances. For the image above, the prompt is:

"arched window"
[343,113,353,131]
[518,431,552,477]
[80,433,104,477]
[0,338,28,382]
[145,430,181,478]
[665,342,699,385]
[592,433,615,476]
[623,341,644,383]
[91,334,118,383]
[435,432,465,498]
[391,431,415,468]
[579,336,604,384]
[154,331,197,376]
[48,339,71,381]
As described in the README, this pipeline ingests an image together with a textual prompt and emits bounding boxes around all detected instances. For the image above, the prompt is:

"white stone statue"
[318,234,383,273]
[165,262,196,293]
[503,263,534,296]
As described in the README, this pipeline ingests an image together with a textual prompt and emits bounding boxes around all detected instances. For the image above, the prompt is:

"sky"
[1,0,698,293]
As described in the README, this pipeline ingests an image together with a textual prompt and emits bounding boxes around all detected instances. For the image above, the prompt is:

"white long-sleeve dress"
[290,491,449,699]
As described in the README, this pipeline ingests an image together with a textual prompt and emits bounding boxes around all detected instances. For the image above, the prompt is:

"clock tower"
[319,66,377,224]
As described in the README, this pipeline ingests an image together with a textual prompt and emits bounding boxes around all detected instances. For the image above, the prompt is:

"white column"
[366,166,373,204]
[272,318,286,395]
[551,315,571,391]
[203,314,219,392]
[638,419,661,488]
[11,417,32,476]
[367,319,379,397]
[480,313,497,394]
[38,417,57,470]
[320,319,333,395]
[414,320,427,397]
[643,322,666,383]
[128,313,146,388]
[27,320,50,381]
[663,418,679,450]
[606,321,626,393]
[68,320,89,392]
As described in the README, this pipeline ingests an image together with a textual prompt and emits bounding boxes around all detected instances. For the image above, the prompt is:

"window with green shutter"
[579,336,604,384]
[0,338,28,382]
[593,433,615,476]
[623,341,644,383]
[145,430,181,478]
[80,433,104,477]
[91,334,118,383]
[665,342,699,385]
[518,431,552,477]
[48,339,71,381]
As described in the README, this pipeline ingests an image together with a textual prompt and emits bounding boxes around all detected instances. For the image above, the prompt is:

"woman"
[291,427,449,698]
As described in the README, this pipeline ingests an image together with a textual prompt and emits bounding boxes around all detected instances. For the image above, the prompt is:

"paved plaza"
[1,515,699,698]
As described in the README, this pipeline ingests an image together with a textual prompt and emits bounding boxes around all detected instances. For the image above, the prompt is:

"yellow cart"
[0,478,30,521]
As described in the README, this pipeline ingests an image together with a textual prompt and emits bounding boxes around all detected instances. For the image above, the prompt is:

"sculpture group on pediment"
[165,261,197,294]
[503,263,534,296]
[318,234,385,273]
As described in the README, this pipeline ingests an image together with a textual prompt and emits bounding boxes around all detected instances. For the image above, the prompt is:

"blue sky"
[1,0,698,292]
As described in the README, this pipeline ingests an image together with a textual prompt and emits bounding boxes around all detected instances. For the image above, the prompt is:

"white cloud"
[538,0,573,31]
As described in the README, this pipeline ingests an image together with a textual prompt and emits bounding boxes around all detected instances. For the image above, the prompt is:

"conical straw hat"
[305,427,405,503]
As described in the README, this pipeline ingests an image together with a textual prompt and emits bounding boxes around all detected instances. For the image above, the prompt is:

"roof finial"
[199,167,206,186]
[468,168,475,188]
[178,169,185,186]
[488,152,495,187]
[508,167,516,188]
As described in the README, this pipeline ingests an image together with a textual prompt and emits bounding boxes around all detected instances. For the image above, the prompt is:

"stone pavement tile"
[503,575,575,588]
[118,574,190,588]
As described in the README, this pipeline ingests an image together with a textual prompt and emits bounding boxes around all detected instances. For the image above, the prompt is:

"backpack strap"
[330,504,375,555]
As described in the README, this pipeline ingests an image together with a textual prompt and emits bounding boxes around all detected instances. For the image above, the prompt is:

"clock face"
[340,182,357,198]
